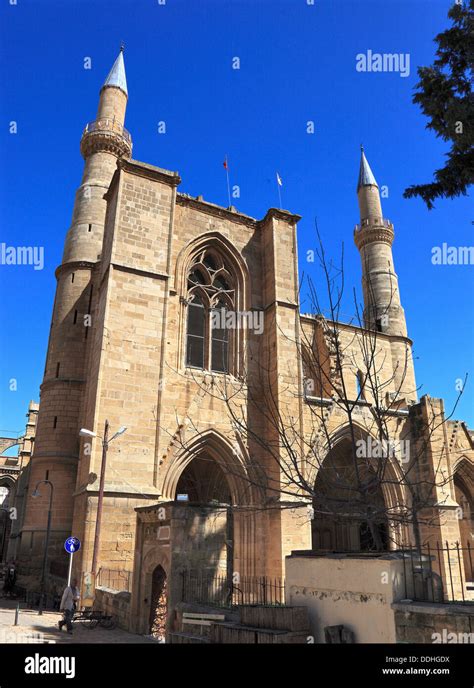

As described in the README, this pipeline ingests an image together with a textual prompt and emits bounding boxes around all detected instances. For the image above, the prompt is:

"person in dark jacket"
[3,561,17,597]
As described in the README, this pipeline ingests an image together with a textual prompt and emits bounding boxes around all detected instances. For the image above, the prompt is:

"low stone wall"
[285,552,409,643]
[95,588,131,631]
[393,602,474,644]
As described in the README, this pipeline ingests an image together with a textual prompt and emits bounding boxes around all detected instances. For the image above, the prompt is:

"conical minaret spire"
[356,146,383,222]
[357,146,378,190]
[102,45,128,96]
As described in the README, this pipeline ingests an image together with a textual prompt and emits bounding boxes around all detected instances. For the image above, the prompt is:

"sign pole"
[64,537,81,587]
[67,550,74,587]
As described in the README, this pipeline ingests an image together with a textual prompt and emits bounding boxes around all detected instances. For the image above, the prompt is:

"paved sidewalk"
[0,599,157,644]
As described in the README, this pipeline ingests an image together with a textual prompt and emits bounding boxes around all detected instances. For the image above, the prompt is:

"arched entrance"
[175,453,233,581]
[143,429,262,626]
[312,436,389,552]
[0,477,15,562]
[134,432,260,639]
[148,565,168,640]
[176,454,232,504]
[453,458,474,583]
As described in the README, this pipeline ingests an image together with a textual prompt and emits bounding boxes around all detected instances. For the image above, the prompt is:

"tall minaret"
[354,147,417,401]
[21,49,132,569]
[354,147,407,338]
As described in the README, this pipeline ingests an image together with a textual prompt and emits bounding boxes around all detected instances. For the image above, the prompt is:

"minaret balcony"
[354,217,394,249]
[354,217,392,233]
[80,118,132,159]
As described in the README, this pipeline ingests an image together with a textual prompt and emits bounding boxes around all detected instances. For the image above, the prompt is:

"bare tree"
[163,226,467,558]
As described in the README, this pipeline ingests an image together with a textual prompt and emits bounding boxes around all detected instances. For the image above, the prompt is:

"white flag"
[276,172,283,187]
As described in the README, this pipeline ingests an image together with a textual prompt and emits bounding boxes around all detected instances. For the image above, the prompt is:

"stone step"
[179,621,213,638]
[169,632,210,644]
[210,621,309,644]
[238,605,310,631]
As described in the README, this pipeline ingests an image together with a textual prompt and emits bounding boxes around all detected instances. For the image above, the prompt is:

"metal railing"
[82,118,132,145]
[96,567,131,593]
[181,570,285,609]
[22,589,59,610]
[399,542,474,605]
[354,217,392,232]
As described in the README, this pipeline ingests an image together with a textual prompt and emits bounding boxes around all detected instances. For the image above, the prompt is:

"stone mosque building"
[15,50,473,635]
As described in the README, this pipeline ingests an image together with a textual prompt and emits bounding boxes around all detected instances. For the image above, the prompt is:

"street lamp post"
[79,422,126,578]
[91,419,109,577]
[32,480,54,616]
[0,507,11,563]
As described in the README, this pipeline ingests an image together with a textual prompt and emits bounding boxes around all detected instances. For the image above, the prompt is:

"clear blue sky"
[0,0,472,440]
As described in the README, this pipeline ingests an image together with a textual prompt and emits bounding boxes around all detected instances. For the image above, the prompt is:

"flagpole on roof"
[276,172,283,209]
[224,155,231,208]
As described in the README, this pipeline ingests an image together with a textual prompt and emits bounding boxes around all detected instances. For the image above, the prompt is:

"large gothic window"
[186,291,206,368]
[185,250,235,374]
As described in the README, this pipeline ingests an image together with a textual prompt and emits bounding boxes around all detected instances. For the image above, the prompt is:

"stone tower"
[353,147,416,400]
[20,49,132,567]
[354,147,407,338]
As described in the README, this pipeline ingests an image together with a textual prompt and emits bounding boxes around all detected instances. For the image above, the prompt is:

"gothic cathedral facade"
[19,50,473,633]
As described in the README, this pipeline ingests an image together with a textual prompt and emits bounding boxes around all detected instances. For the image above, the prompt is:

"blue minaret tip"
[357,147,378,191]
[102,48,128,97]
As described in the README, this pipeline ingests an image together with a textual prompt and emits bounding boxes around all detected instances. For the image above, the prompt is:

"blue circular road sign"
[64,537,81,554]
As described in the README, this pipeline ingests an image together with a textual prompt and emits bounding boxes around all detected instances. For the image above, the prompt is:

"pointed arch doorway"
[311,436,389,552]
[175,453,234,582]
[149,565,168,640]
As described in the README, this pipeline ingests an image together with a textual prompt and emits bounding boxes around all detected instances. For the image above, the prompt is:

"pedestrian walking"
[58,579,79,634]
[3,561,17,598]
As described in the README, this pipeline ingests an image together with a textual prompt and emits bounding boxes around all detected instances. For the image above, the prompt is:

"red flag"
[223,157,228,170]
